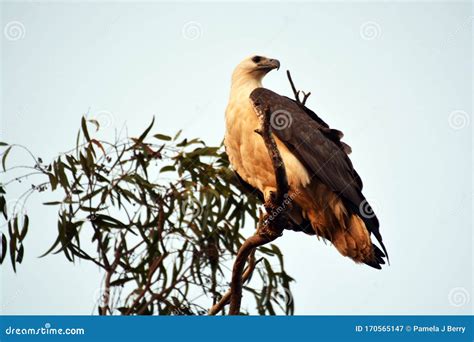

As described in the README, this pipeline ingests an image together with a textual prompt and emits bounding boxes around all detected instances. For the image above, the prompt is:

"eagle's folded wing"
[249,87,387,258]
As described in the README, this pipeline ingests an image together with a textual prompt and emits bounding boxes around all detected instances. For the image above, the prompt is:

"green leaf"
[43,201,62,206]
[81,117,91,142]
[16,244,24,263]
[80,186,105,202]
[9,230,17,272]
[154,134,172,141]
[0,196,6,220]
[0,116,294,314]
[88,119,100,131]
[93,214,127,229]
[110,277,134,287]
[13,216,20,237]
[47,172,58,191]
[137,117,155,143]
[20,215,29,241]
[2,146,12,171]
[160,165,176,173]
[176,138,204,147]
[173,130,182,141]
[56,162,69,189]
[39,235,62,258]
[0,233,7,264]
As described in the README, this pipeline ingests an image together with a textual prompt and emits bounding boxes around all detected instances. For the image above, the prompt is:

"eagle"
[224,55,388,269]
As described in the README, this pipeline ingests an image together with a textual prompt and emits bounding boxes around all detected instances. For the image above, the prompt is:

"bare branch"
[286,70,311,105]
[208,252,260,315]
[286,70,299,101]
[301,91,311,106]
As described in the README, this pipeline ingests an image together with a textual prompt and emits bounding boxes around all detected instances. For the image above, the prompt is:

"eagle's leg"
[261,186,293,238]
[263,187,278,204]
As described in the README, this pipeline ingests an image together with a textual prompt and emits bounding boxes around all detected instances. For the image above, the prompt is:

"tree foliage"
[0,118,294,315]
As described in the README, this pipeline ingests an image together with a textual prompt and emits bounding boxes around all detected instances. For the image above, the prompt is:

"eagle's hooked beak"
[258,58,280,72]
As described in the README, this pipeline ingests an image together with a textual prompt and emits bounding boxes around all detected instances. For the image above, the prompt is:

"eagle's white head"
[230,55,280,94]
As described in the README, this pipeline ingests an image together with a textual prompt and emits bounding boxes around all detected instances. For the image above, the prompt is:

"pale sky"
[1,0,472,315]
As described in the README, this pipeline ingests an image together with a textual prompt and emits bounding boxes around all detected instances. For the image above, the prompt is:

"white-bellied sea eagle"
[224,55,388,269]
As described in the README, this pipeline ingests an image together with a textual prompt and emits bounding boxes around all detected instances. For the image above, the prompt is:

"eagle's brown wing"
[249,87,388,260]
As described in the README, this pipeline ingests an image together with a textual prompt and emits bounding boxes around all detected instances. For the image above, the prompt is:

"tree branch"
[227,103,291,315]
[125,253,165,315]
[208,252,262,315]
[99,240,123,315]
[286,70,311,106]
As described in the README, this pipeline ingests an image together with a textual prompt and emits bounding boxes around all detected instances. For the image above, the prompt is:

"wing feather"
[249,87,387,258]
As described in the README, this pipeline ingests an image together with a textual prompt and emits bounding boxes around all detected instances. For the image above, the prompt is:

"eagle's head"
[232,55,280,84]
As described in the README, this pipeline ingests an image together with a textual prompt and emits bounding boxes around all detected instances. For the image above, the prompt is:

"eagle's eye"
[252,56,262,63]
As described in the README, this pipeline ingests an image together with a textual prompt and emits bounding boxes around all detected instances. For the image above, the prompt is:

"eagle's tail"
[330,214,384,269]
[302,190,386,269]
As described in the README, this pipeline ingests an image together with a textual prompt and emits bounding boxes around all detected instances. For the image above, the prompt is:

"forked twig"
[287,70,311,105]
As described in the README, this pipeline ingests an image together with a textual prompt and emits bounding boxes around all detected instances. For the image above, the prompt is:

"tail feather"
[306,207,387,269]
[352,197,390,265]
[296,184,388,269]
[341,195,389,266]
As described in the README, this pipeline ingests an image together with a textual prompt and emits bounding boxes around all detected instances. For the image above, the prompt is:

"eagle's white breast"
[224,71,310,199]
